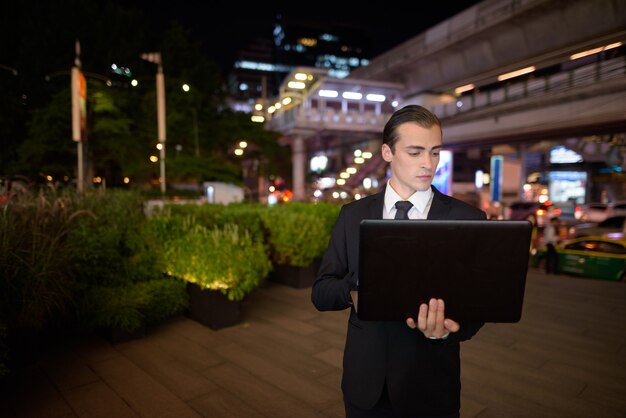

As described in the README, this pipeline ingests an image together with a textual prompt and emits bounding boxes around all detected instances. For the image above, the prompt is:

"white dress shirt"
[384,182,434,220]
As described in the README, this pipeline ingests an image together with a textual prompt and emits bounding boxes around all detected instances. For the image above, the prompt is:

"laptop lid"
[357,219,532,323]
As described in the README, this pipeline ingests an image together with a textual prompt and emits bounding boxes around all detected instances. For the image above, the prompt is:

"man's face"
[381,122,442,198]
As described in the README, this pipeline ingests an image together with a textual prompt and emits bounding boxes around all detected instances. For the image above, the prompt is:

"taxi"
[531,233,626,281]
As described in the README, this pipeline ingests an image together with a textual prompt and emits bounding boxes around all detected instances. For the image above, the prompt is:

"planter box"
[270,258,322,289]
[186,282,240,330]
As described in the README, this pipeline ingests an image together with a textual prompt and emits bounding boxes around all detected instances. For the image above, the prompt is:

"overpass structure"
[265,0,626,205]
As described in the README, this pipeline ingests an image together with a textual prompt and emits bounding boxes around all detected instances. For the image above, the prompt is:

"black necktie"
[394,200,413,220]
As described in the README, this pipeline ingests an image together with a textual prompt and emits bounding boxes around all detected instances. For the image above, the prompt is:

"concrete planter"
[270,258,322,289]
[186,282,240,330]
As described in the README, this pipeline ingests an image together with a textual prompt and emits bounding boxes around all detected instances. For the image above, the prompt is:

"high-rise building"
[227,14,373,112]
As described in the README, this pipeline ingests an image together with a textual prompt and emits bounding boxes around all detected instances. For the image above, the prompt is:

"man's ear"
[382,143,393,163]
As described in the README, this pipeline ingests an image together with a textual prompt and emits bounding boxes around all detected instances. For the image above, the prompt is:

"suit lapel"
[367,190,385,219]
[427,186,452,220]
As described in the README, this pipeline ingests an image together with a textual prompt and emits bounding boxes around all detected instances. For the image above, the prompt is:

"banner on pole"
[71,67,87,142]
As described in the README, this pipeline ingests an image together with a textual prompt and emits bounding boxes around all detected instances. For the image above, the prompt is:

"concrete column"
[292,136,307,201]
[518,143,527,199]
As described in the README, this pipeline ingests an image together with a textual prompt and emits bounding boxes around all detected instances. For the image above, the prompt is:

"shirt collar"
[384,182,433,215]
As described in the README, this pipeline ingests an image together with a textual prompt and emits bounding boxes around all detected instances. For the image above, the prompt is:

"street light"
[141,52,167,195]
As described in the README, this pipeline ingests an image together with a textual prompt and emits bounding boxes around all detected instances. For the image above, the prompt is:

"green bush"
[159,202,266,242]
[261,202,340,267]
[163,223,271,301]
[67,190,164,286]
[80,277,188,332]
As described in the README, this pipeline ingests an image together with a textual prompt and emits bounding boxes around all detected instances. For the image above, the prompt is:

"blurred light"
[332,192,340,199]
[475,170,484,189]
[454,83,475,95]
[310,155,328,171]
[340,191,348,199]
[63,176,69,181]
[365,94,385,102]
[346,167,357,174]
[354,149,362,157]
[93,177,102,183]
[150,155,158,162]
[497,66,535,81]
[354,157,365,164]
[570,42,622,60]
[123,177,130,184]
[363,178,372,189]
[336,178,346,185]
[313,190,322,198]
[392,100,399,107]
[342,92,362,100]
[156,143,163,150]
[46,175,53,182]
[111,64,118,70]
[274,102,282,109]
[182,84,190,92]
[282,97,292,105]
[254,103,263,111]
[354,194,361,200]
[287,81,306,89]
[340,172,350,179]
[106,80,112,87]
[523,183,532,191]
[538,195,549,203]
[131,79,138,87]
[239,141,248,148]
[251,115,265,123]
[234,148,244,156]
[483,173,490,185]
[456,101,463,108]
[269,185,276,192]
[294,72,308,81]
[319,90,338,98]
[267,106,276,114]
[362,151,373,159]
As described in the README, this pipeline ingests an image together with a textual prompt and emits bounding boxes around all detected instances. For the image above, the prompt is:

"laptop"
[357,219,532,323]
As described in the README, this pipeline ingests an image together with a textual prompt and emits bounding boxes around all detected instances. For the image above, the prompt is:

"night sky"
[121,0,482,72]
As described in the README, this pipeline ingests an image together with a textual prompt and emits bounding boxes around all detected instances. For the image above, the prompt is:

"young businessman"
[311,105,486,417]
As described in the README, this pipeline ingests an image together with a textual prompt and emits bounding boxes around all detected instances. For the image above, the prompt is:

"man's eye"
[432,152,440,157]
[408,151,421,156]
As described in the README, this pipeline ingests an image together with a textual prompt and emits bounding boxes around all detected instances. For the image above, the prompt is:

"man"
[311,105,486,417]
[543,216,561,274]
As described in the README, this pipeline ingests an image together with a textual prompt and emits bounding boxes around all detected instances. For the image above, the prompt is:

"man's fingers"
[417,303,428,331]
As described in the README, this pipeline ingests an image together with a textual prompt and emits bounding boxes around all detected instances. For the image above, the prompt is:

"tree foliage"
[1,0,290,192]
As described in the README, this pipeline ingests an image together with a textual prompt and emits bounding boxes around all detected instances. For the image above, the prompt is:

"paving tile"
[116,338,218,401]
[90,355,201,417]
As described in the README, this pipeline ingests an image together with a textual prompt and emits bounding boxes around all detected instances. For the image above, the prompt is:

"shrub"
[79,277,188,333]
[261,202,340,267]
[162,222,271,301]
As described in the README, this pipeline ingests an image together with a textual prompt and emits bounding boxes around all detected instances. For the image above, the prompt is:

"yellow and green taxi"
[531,233,626,281]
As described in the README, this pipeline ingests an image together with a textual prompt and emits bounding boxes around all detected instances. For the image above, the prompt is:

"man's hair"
[382,104,442,152]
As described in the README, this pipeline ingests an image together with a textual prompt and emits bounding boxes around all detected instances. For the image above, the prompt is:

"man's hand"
[406,298,460,339]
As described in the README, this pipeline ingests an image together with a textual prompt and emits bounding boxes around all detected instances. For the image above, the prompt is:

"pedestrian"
[544,216,561,274]
[311,104,486,417]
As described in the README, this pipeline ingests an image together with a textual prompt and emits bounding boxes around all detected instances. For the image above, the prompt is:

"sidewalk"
[2,271,626,417]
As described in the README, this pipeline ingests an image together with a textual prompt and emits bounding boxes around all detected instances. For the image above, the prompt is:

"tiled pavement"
[1,269,626,417]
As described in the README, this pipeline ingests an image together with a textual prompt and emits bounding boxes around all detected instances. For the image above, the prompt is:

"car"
[609,201,626,217]
[505,200,561,228]
[531,233,626,281]
[574,202,610,222]
[568,215,625,238]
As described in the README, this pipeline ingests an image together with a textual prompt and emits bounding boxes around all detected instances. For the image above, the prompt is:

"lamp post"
[141,52,167,195]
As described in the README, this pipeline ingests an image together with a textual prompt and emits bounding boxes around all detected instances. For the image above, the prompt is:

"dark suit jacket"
[311,186,486,416]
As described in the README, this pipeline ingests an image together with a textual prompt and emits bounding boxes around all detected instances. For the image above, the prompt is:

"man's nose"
[421,154,434,170]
